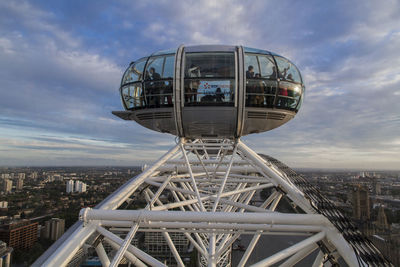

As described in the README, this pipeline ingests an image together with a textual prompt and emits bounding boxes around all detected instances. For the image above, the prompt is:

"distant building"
[3,180,12,194]
[29,172,38,180]
[75,181,81,192]
[375,205,389,232]
[78,182,87,193]
[66,180,87,193]
[375,183,382,195]
[0,202,8,209]
[17,173,25,179]
[352,185,370,220]
[42,218,65,241]
[16,178,23,191]
[0,220,38,249]
[0,240,13,267]
[66,180,74,193]
[53,174,62,181]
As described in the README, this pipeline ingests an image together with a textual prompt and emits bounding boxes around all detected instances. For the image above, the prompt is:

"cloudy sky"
[0,0,399,169]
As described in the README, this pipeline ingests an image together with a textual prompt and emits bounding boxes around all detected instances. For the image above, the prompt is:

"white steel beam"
[94,242,110,267]
[82,209,329,226]
[103,238,147,267]
[38,223,97,267]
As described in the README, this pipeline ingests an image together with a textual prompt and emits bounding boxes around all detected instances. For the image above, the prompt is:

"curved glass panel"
[152,48,176,56]
[245,54,276,79]
[295,85,305,111]
[276,81,302,110]
[142,55,175,108]
[259,55,276,78]
[184,52,235,106]
[243,47,270,55]
[245,54,277,108]
[145,57,164,80]
[185,53,235,78]
[122,58,147,85]
[245,54,259,78]
[121,83,145,109]
[144,80,173,108]
[246,80,277,108]
[274,56,302,83]
[163,56,174,79]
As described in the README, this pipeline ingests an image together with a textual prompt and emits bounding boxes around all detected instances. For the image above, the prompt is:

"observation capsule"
[113,45,305,138]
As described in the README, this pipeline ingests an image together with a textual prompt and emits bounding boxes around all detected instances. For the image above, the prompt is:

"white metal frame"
[34,138,363,267]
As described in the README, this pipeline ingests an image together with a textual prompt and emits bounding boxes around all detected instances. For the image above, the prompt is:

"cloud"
[0,0,399,169]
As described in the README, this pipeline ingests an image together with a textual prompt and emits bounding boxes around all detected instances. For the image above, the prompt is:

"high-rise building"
[42,218,65,241]
[352,185,370,220]
[0,174,10,179]
[17,173,25,179]
[66,180,74,193]
[78,182,87,193]
[3,180,12,194]
[0,220,38,249]
[75,181,81,192]
[16,178,23,191]
[375,205,389,232]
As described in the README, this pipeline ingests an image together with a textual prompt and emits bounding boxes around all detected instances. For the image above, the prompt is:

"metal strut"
[34,139,391,267]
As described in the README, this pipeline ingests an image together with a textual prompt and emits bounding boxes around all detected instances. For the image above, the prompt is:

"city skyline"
[0,0,399,169]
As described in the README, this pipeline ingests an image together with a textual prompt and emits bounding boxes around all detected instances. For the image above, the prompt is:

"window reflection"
[144,80,173,108]
[276,81,301,110]
[184,79,234,106]
[121,84,145,109]
[274,57,302,83]
[185,53,235,78]
[122,58,147,85]
[145,57,164,80]
[142,55,175,109]
[245,54,275,79]
[184,52,235,106]
[246,80,276,108]
[245,53,277,108]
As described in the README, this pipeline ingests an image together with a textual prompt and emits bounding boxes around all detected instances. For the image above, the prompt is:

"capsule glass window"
[121,84,145,109]
[276,81,302,111]
[245,54,277,108]
[274,56,302,83]
[122,58,147,85]
[143,55,175,108]
[184,52,235,106]
[185,53,235,78]
[145,57,164,80]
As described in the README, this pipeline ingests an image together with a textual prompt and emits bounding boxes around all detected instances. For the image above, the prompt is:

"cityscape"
[0,166,399,265]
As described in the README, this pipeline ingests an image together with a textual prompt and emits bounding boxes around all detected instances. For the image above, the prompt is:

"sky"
[0,0,399,170]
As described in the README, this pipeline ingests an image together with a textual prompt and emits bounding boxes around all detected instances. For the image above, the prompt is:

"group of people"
[246,65,294,81]
[245,65,298,108]
[144,67,173,108]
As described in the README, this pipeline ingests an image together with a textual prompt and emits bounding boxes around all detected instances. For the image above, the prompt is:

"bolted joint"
[79,207,91,223]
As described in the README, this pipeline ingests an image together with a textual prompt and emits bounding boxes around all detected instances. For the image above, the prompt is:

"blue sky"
[0,0,399,169]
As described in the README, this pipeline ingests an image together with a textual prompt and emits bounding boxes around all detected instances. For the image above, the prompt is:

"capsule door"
[180,51,238,138]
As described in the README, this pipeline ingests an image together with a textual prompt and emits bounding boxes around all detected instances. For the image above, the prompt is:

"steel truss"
[34,139,391,267]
